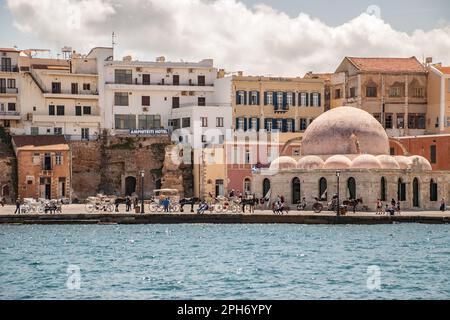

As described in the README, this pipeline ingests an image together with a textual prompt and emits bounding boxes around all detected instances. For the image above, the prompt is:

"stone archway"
[389,138,409,155]
[292,177,301,204]
[125,176,137,196]
[413,178,420,208]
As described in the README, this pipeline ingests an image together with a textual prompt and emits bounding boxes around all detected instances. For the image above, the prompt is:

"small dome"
[394,156,412,169]
[269,156,297,170]
[297,156,325,170]
[351,154,382,169]
[409,155,432,171]
[323,155,352,169]
[376,155,400,169]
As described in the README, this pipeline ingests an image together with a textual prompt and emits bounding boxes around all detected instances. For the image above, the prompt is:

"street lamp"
[336,170,341,215]
[140,170,145,214]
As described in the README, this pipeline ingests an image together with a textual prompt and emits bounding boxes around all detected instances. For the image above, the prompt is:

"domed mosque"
[254,107,450,210]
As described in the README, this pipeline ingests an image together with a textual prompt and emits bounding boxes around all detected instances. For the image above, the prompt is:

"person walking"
[396,200,401,214]
[14,198,21,214]
[376,199,382,215]
[0,197,5,207]
[163,197,170,212]
[440,198,446,212]
[125,196,131,212]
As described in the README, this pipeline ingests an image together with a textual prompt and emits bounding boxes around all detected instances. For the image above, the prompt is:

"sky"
[1,0,450,76]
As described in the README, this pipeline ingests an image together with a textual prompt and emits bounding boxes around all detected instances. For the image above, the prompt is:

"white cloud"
[6,0,450,76]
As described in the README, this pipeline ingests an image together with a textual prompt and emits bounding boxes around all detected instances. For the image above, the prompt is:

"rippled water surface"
[0,224,449,299]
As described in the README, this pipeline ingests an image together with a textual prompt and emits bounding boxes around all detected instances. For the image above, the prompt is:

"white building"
[100,55,219,135]
[0,48,20,129]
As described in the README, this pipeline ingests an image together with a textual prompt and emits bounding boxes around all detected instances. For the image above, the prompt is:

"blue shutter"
[273,92,278,110]
[236,118,239,130]
[298,93,302,106]
[236,91,240,105]
[292,92,296,106]
[256,92,260,105]
[272,119,277,130]
[283,92,287,110]
[244,118,248,131]
[248,117,253,130]
[282,119,287,132]
[291,119,295,132]
[306,93,310,107]
[264,92,268,105]
[257,118,260,131]
[318,93,321,107]
[244,91,248,105]
[264,118,270,130]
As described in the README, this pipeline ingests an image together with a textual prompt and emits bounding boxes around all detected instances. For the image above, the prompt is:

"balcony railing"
[0,66,19,73]
[0,88,18,94]
[45,90,98,95]
[106,81,213,87]
[0,111,19,116]
[64,134,99,142]
[178,103,232,108]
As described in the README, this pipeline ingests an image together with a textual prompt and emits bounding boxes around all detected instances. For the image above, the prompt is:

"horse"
[343,198,363,213]
[240,198,258,213]
[179,197,200,213]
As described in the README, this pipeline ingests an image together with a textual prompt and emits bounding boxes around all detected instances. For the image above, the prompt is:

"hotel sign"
[129,129,170,136]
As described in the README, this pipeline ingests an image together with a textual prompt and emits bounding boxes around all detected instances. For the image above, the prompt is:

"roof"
[436,66,450,74]
[346,57,426,73]
[13,135,68,148]
[303,72,332,82]
[0,48,19,53]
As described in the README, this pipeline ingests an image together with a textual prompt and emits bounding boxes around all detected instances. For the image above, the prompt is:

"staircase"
[26,69,45,93]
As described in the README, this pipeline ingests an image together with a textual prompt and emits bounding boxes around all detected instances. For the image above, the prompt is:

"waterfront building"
[252,107,450,210]
[427,64,450,134]
[12,135,71,200]
[331,57,428,137]
[303,72,332,111]
[0,48,20,130]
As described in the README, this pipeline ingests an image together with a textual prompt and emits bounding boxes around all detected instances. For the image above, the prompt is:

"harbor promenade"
[0,204,449,225]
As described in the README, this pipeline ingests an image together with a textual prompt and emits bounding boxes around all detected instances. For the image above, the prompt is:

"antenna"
[112,32,116,51]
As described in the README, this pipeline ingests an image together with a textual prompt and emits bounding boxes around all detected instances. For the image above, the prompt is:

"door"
[263,179,271,198]
[40,178,51,199]
[215,180,224,197]
[292,178,301,204]
[125,176,136,196]
[71,83,78,94]
[197,75,205,86]
[173,75,179,86]
[413,178,419,207]
[347,177,356,200]
[142,74,150,85]
[0,78,5,93]
[58,178,66,198]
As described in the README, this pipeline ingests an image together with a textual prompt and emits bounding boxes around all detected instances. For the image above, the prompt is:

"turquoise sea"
[0,224,449,299]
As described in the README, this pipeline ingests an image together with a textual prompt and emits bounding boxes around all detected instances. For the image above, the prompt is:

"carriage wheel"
[156,205,164,213]
[244,204,251,213]
[149,203,158,213]
[313,203,323,213]
[171,204,180,213]
[85,203,95,213]
[106,204,114,212]
[214,204,223,213]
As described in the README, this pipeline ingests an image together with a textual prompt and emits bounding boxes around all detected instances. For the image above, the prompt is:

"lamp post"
[336,170,341,215]
[140,170,145,214]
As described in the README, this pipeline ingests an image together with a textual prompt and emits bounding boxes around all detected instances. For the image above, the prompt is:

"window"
[372,113,381,123]
[335,89,341,99]
[83,83,91,91]
[300,118,307,131]
[7,103,15,111]
[142,96,150,106]
[71,83,78,94]
[349,87,356,98]
[54,127,62,135]
[266,120,272,132]
[286,120,293,132]
[250,91,258,105]
[397,114,404,129]
[276,119,283,131]
[51,82,61,94]
[219,135,225,144]
[237,91,245,105]
[201,117,208,127]
[142,74,150,85]
[56,105,65,116]
[173,75,179,86]
[266,91,273,105]
[32,153,40,165]
[385,114,393,129]
[408,114,426,129]
[172,119,180,130]
[430,145,436,164]
[43,153,52,171]
[244,178,251,194]
[83,106,91,115]
[380,177,386,201]
[55,153,63,165]
[430,179,438,201]
[115,69,132,84]
[138,115,161,129]
[198,97,206,106]
[182,117,191,128]
[389,87,401,97]
[366,86,377,97]
[413,87,424,98]
[75,106,82,116]
[31,127,39,135]
[1,57,12,71]
[114,92,129,106]
[250,118,258,130]
[390,147,395,155]
[201,135,207,143]
[347,177,356,200]
[312,93,319,107]
[237,118,245,130]
[114,114,136,129]
[286,92,293,107]
[398,178,406,201]
[197,75,206,86]
[81,128,89,140]
[216,117,224,127]
[172,97,180,108]
[49,105,55,116]
[245,150,250,164]
[319,178,327,201]
[7,79,15,88]
[300,92,307,106]
[277,92,283,108]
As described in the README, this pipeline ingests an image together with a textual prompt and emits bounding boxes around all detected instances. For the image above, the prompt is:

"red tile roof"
[12,135,67,148]
[436,66,450,74]
[347,57,426,73]
[0,48,19,53]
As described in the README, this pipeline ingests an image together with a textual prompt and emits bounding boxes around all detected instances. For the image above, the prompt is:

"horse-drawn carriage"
[149,189,181,213]
[85,194,116,213]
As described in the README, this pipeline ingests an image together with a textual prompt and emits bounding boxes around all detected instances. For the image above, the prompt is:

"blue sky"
[1,0,449,75]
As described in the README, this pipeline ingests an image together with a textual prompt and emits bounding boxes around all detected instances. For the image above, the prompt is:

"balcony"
[0,88,18,95]
[178,103,231,108]
[32,115,102,124]
[43,90,99,100]
[0,66,19,73]
[105,82,214,92]
[40,170,53,176]
[0,111,21,120]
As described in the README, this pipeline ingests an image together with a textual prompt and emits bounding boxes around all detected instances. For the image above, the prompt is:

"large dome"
[301,107,390,156]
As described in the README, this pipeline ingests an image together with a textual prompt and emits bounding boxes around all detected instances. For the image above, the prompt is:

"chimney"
[156,56,165,63]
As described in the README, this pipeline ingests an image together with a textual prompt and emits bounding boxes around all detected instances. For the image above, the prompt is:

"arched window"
[319,178,327,201]
[397,178,406,201]
[413,178,419,207]
[430,179,438,201]
[244,178,252,194]
[380,177,386,201]
[292,177,301,204]
[347,177,356,200]
[263,178,271,198]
